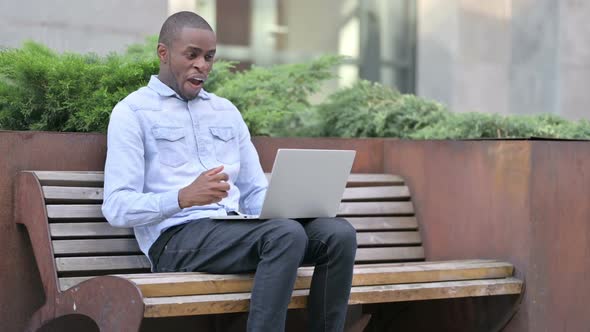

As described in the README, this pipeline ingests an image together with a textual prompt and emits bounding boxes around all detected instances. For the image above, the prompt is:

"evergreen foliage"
[1,40,589,139]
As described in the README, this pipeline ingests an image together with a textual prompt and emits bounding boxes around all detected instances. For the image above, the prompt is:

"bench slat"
[57,259,506,290]
[338,202,414,216]
[51,232,421,256]
[142,278,523,317]
[49,218,418,238]
[55,246,423,273]
[42,185,411,203]
[355,247,424,263]
[52,239,141,255]
[347,217,418,231]
[55,255,151,272]
[33,171,105,187]
[43,186,103,203]
[50,222,134,238]
[345,174,404,186]
[356,232,421,246]
[128,261,514,297]
[60,276,93,290]
[122,259,503,279]
[49,218,418,240]
[47,201,415,219]
[341,186,410,201]
[47,205,103,219]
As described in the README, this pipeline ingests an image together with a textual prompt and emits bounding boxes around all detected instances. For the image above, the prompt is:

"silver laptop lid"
[259,149,356,219]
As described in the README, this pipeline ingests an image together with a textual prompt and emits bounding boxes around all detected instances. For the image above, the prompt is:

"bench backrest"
[23,171,424,291]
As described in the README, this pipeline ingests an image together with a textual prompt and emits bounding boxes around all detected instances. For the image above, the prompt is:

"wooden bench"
[16,171,523,331]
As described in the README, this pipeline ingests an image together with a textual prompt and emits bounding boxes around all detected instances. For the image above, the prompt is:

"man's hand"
[178,166,230,208]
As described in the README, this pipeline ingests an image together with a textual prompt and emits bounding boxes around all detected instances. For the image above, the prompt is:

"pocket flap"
[152,127,185,142]
[209,126,235,142]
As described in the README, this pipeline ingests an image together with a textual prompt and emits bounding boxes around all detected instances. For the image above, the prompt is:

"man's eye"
[187,52,196,58]
[205,54,215,61]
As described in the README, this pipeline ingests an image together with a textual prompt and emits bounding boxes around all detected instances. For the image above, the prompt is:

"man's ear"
[157,43,168,63]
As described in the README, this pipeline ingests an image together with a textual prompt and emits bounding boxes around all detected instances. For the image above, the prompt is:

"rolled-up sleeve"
[234,113,268,215]
[101,102,182,228]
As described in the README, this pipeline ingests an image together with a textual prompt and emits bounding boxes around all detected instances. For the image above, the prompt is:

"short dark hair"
[158,11,213,46]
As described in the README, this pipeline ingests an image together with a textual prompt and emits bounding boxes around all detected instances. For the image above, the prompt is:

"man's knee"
[265,219,308,250]
[329,218,357,249]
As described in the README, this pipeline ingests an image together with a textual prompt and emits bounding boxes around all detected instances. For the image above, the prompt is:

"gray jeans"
[148,217,357,332]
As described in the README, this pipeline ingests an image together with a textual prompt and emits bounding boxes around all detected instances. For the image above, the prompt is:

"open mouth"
[187,77,205,89]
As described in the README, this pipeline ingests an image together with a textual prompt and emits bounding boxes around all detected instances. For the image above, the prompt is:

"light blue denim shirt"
[102,76,268,260]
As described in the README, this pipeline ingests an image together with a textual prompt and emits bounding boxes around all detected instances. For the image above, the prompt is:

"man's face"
[158,27,216,100]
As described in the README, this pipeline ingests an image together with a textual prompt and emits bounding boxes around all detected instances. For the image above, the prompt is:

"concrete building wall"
[509,0,559,116]
[558,0,590,120]
[417,0,590,120]
[0,0,167,55]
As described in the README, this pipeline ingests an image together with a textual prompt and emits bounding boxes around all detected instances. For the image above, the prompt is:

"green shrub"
[411,113,590,139]
[0,40,337,135]
[214,55,340,136]
[0,42,158,132]
[124,35,159,60]
[1,40,589,140]
[312,80,448,138]
[310,79,590,140]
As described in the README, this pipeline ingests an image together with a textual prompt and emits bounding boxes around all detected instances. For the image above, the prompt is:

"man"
[102,11,356,332]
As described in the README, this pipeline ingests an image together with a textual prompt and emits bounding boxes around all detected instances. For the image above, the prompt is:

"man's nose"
[194,57,208,71]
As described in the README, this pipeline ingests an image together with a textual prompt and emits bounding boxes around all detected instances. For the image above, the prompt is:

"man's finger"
[205,165,224,176]
[220,183,231,192]
[211,182,230,192]
[211,190,228,199]
[211,172,229,182]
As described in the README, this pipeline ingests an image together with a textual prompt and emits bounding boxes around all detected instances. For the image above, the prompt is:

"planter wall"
[1,131,589,331]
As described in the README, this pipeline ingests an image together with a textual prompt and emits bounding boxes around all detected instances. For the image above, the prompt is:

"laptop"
[212,149,356,220]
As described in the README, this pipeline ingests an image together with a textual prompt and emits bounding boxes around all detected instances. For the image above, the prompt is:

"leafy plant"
[0,42,158,132]
[0,40,338,135]
[411,113,590,139]
[312,80,447,138]
[213,55,341,136]
[1,39,589,140]
[124,35,159,60]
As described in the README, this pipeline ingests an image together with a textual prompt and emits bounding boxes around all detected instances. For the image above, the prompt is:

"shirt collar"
[148,75,211,101]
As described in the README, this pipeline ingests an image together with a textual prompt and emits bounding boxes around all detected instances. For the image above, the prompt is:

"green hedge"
[307,80,590,139]
[0,41,337,136]
[1,40,589,139]
[0,42,158,132]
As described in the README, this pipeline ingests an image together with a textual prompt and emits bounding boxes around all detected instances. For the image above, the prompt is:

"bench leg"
[343,305,372,332]
[26,303,54,332]
[345,313,372,332]
[27,276,145,332]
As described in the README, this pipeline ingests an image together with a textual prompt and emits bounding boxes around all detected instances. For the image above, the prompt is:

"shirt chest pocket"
[152,127,189,168]
[210,126,239,164]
